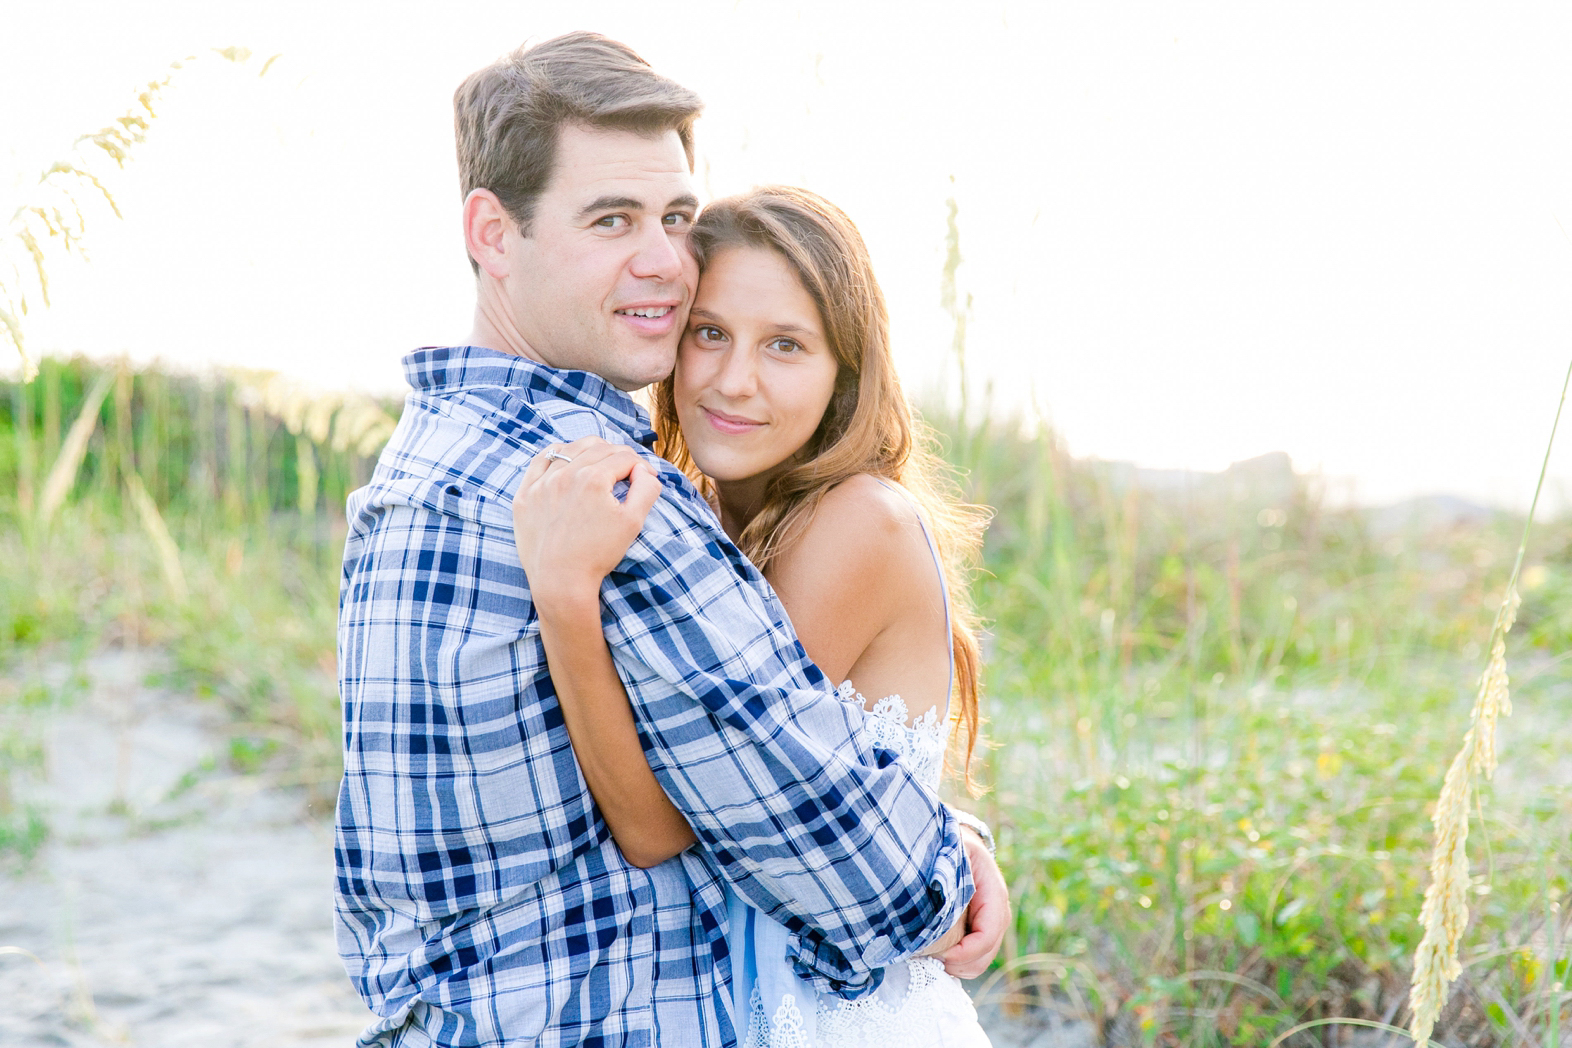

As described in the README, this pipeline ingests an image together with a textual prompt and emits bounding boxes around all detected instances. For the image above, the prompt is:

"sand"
[0,651,1073,1047]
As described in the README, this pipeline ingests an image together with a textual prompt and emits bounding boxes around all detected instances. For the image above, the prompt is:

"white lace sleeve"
[836,681,947,791]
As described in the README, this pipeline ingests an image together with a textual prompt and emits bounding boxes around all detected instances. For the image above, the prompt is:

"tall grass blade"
[36,369,114,523]
[1270,1017,1442,1047]
[0,945,47,970]
[1407,353,1572,1042]
[126,472,187,602]
[295,432,318,517]
[940,184,971,427]
[0,307,32,382]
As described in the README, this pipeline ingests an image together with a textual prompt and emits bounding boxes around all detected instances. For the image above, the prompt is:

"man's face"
[504,125,699,391]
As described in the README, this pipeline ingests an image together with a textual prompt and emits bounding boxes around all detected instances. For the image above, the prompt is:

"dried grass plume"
[1407,352,1570,1042]
[1407,589,1518,1042]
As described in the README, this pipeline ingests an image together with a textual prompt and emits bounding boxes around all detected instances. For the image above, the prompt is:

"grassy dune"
[943,416,1571,1045]
[2,358,1569,1046]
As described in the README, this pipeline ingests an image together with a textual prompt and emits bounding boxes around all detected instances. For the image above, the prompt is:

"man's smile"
[613,300,681,336]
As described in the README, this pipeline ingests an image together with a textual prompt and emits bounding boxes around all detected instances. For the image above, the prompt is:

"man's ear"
[463,188,514,281]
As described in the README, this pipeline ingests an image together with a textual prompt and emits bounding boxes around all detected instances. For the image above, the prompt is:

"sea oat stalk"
[1,48,264,381]
[1407,358,1570,1042]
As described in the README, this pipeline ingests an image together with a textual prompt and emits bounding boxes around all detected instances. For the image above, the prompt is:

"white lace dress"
[738,680,991,1048]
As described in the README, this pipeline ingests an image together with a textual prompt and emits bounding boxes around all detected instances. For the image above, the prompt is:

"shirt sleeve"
[335,471,648,1045]
[596,484,974,996]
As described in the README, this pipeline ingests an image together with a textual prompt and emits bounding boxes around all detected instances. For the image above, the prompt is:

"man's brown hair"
[454,32,703,263]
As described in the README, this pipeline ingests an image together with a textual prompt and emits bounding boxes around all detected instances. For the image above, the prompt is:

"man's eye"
[595,215,630,229]
[663,212,693,230]
[768,338,803,354]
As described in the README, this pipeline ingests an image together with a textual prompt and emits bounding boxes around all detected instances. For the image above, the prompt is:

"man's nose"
[629,220,685,284]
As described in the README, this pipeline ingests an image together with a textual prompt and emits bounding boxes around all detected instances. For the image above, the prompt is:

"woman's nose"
[714,347,758,398]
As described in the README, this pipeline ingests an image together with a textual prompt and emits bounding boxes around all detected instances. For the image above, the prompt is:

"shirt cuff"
[785,810,975,999]
[946,807,997,856]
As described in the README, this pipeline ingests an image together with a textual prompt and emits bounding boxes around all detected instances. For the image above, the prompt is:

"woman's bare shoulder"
[765,475,939,681]
[772,475,932,590]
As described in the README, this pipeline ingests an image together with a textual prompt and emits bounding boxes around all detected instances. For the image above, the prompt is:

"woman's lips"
[701,406,764,436]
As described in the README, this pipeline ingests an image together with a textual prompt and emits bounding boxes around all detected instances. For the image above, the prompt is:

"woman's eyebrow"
[689,310,819,338]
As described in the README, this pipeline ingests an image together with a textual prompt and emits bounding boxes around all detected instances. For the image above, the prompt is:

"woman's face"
[674,246,841,486]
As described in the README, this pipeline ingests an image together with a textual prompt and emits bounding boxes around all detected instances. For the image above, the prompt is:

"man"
[335,31,1006,1047]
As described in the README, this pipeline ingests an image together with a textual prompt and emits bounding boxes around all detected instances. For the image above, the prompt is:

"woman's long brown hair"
[653,186,991,789]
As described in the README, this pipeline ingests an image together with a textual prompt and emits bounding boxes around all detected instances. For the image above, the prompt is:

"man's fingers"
[939,929,993,979]
[940,893,1004,977]
[939,831,1010,979]
[964,891,1007,952]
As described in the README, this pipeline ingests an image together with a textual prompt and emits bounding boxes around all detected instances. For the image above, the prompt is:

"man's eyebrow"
[576,194,701,220]
[577,196,644,220]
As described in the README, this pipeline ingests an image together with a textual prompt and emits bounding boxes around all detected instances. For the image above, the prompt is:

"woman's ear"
[463,188,514,281]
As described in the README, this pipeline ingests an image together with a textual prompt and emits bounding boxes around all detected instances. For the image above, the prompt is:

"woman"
[512,187,992,1046]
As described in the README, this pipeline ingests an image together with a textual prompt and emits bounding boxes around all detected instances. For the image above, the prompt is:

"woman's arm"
[513,438,697,869]
[766,475,970,960]
[535,588,698,868]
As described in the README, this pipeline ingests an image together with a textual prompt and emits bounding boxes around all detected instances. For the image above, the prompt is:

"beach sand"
[0,651,1075,1047]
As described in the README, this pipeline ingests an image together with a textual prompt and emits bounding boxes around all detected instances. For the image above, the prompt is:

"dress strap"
[870,477,954,713]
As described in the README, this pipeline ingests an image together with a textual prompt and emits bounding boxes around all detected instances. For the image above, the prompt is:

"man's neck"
[468,299,546,365]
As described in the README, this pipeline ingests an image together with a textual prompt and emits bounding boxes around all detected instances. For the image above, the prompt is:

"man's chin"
[602,346,678,392]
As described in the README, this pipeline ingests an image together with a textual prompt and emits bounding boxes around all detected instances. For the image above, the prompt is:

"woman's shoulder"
[816,473,923,530]
[776,474,932,584]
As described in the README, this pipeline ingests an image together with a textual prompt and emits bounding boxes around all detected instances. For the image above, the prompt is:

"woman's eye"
[694,325,726,343]
[768,338,803,354]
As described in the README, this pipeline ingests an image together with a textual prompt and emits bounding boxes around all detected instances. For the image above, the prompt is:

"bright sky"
[6,1,1572,507]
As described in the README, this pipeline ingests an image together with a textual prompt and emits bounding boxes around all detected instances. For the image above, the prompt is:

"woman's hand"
[512,437,698,867]
[512,437,663,607]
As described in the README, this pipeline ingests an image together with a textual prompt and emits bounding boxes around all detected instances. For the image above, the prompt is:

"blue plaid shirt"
[334,346,973,1048]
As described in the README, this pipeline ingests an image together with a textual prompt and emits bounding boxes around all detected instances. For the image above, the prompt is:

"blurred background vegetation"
[1,357,1568,1046]
[0,359,390,827]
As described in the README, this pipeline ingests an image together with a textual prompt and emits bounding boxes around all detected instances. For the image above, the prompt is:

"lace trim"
[747,959,985,1048]
[836,680,947,791]
[741,685,974,1047]
[746,986,811,1048]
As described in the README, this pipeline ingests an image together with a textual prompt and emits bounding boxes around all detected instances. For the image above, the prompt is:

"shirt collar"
[403,345,657,447]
